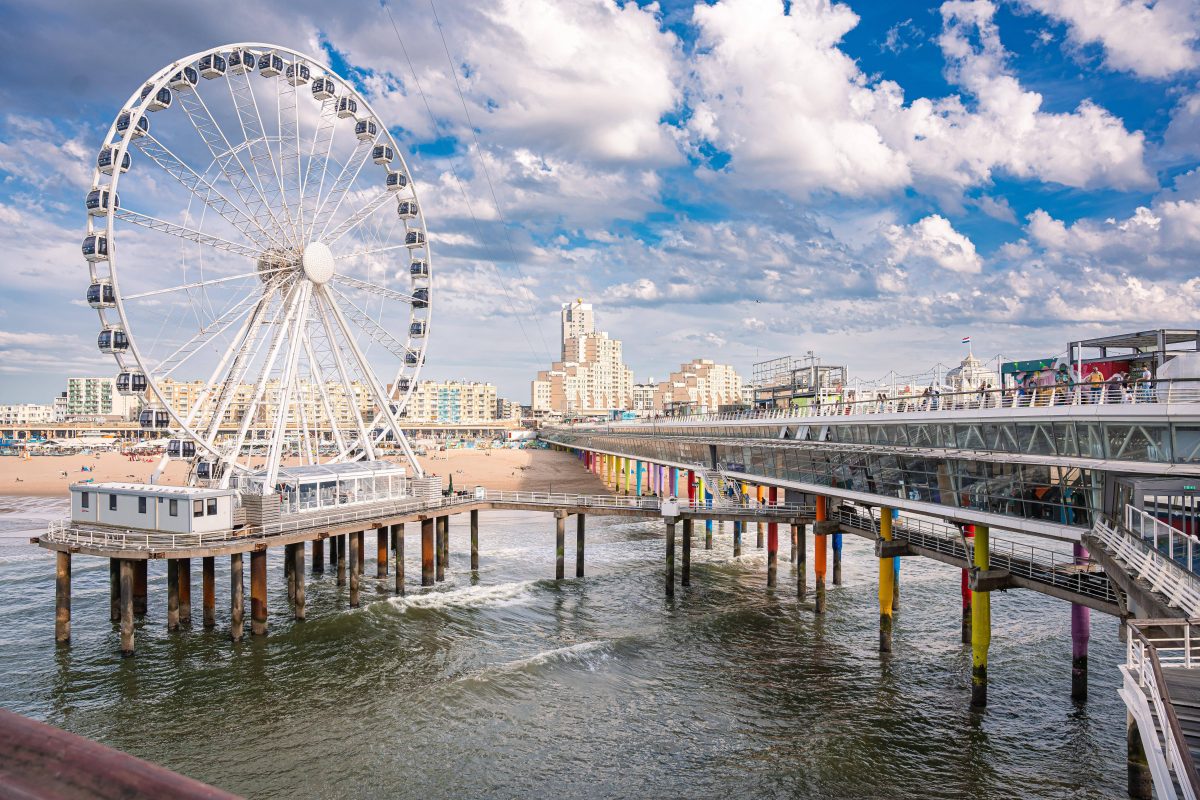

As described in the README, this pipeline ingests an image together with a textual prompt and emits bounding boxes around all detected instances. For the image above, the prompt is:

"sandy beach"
[0,447,608,497]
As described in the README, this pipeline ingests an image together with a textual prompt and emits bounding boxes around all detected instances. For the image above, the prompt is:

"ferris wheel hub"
[301,241,334,285]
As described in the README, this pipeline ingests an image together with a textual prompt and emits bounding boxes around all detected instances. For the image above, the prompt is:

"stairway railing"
[1091,514,1200,616]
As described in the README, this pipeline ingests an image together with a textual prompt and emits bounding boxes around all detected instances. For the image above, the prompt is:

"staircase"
[694,465,738,508]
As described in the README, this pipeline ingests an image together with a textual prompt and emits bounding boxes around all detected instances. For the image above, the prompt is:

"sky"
[1,0,1199,403]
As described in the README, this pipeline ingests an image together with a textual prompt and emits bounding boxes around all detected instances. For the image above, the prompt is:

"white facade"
[0,403,55,425]
[560,300,595,345]
[71,483,236,534]
[946,353,999,392]
[532,302,635,415]
[402,381,497,423]
[65,377,136,420]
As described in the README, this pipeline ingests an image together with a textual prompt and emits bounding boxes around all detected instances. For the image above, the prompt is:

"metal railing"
[1091,516,1200,617]
[1129,505,1200,575]
[1123,619,1200,800]
[834,507,1116,604]
[558,377,1200,428]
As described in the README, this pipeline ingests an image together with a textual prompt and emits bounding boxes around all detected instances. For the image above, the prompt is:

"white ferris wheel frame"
[84,42,430,488]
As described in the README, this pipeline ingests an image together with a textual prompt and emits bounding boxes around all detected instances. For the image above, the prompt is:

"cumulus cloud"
[886,214,983,274]
[1018,0,1200,79]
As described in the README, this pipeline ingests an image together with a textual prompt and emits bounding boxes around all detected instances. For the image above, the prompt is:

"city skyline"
[2,1,1199,403]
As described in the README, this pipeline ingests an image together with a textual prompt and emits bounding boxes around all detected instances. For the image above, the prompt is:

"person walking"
[1139,363,1155,403]
[1087,367,1105,404]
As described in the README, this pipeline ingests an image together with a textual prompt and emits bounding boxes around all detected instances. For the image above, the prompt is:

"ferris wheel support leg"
[261,283,312,492]
[150,452,170,484]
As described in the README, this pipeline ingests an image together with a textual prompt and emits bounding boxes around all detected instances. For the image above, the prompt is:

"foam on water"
[388,580,538,612]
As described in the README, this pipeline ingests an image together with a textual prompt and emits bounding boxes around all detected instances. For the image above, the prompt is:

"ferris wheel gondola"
[83,43,431,490]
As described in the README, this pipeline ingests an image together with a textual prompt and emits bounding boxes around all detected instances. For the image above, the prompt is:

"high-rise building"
[53,392,68,422]
[642,359,745,415]
[532,301,634,416]
[155,378,373,430]
[402,381,498,423]
[65,377,136,420]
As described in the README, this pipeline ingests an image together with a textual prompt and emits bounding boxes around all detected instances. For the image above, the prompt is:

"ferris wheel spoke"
[320,191,394,246]
[276,63,304,244]
[300,99,339,242]
[122,269,282,301]
[132,133,283,251]
[262,281,312,488]
[113,208,262,259]
[150,283,273,379]
[224,66,296,247]
[311,136,378,240]
[333,243,411,261]
[301,332,349,456]
[312,290,377,461]
[329,273,415,304]
[324,286,415,361]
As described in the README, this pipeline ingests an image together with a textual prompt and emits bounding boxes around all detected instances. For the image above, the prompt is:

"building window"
[109,494,117,511]
[138,497,147,514]
[169,499,178,517]
[193,500,203,518]
[207,498,217,516]
[81,492,89,510]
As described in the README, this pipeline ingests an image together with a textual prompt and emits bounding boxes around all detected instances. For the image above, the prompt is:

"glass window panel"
[1053,423,1078,457]
[1174,426,1200,464]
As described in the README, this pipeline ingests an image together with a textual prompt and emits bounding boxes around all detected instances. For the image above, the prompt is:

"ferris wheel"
[83,43,429,489]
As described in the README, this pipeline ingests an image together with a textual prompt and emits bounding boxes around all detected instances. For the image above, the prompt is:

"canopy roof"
[1072,329,1200,352]
[256,460,407,484]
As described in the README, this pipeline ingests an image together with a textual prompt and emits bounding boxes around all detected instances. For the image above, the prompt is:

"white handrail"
[1092,516,1200,617]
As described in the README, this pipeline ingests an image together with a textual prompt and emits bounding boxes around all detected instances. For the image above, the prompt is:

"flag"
[961,336,971,344]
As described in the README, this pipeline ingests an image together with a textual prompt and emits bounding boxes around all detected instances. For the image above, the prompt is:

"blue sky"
[1,0,1199,403]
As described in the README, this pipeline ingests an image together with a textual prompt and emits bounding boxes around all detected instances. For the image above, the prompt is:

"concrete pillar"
[284,544,295,605]
[665,518,676,597]
[815,497,828,613]
[790,522,798,564]
[892,553,900,612]
[421,518,435,586]
[1072,542,1090,702]
[356,529,364,575]
[293,542,305,621]
[55,552,71,643]
[733,520,742,557]
[555,511,566,580]
[1127,711,1153,799]
[178,558,191,624]
[687,469,696,508]
[435,517,447,582]
[971,525,990,709]
[832,532,843,585]
[756,485,764,549]
[705,488,713,550]
[312,538,324,574]
[119,559,134,656]
[767,487,778,588]
[879,508,895,652]
[133,559,148,617]
[230,553,244,642]
[394,524,405,595]
[796,522,807,600]
[377,527,388,579]
[576,514,586,578]
[470,509,480,571]
[636,461,643,497]
[167,558,180,632]
[202,556,215,629]
[250,549,267,635]
[682,518,692,587]
[962,523,973,644]
[349,531,361,607]
[109,558,120,623]
[335,535,346,587]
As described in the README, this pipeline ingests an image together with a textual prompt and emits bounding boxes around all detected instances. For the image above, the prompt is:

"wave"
[499,640,612,671]
[388,580,537,612]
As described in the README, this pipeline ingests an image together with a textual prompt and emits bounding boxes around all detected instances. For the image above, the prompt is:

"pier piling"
[202,556,215,629]
[767,487,778,589]
[733,520,742,557]
[421,518,434,587]
[756,486,765,549]
[349,532,361,608]
[1128,711,1153,799]
[377,528,388,578]
[665,518,676,598]
[832,533,843,586]
[55,552,70,643]
[1071,542,1090,702]
[312,538,324,574]
[119,559,134,656]
[230,553,244,642]
[879,508,895,653]
[555,511,566,580]
[178,558,191,624]
[356,530,364,575]
[470,510,479,572]
[133,560,148,617]
[436,517,447,582]
[682,518,692,587]
[971,525,991,709]
[393,524,405,595]
[250,549,267,636]
[167,559,180,632]
[285,545,295,605]
[962,526,973,643]
[109,558,119,623]
[576,514,586,578]
[796,522,807,600]
[293,543,305,621]
[790,523,798,565]
[337,535,346,587]
[815,498,828,613]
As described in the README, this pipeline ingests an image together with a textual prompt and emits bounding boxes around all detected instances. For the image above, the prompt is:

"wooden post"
[767,487,778,588]
[293,542,305,621]
[119,559,134,656]
[377,527,388,578]
[202,556,215,629]
[230,553,244,642]
[55,552,71,643]
[312,538,324,574]
[178,558,191,625]
[665,518,676,597]
[356,529,364,575]
[435,517,447,582]
[109,558,119,623]
[795,522,807,600]
[733,520,742,557]
[393,524,405,595]
[166,559,180,632]
[250,549,267,636]
[790,524,798,564]
[284,544,295,605]
[470,509,479,571]
[421,518,435,586]
[133,559,148,617]
[555,511,566,580]
[337,535,347,587]
[349,532,361,608]
[832,533,843,586]
[576,514,586,578]
[681,518,692,587]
